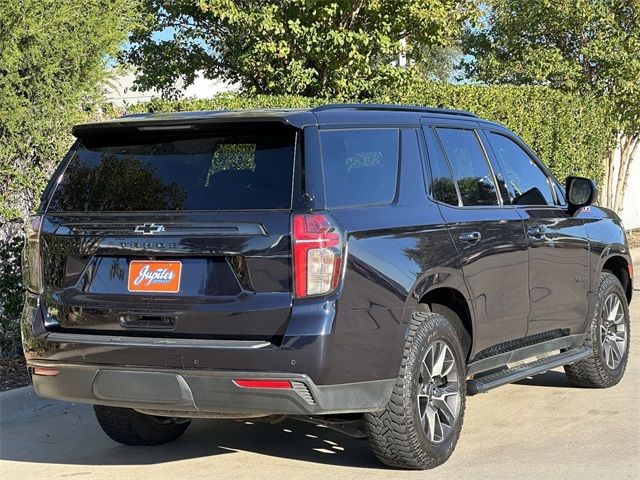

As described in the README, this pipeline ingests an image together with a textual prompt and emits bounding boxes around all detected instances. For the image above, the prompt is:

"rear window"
[320,128,399,207]
[48,131,296,212]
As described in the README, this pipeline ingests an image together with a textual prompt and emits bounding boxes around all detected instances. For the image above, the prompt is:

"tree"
[0,0,138,224]
[462,0,640,213]
[0,0,137,355]
[125,0,479,98]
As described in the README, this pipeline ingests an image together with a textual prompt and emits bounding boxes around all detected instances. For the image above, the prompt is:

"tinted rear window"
[425,129,459,206]
[48,131,296,212]
[320,129,399,207]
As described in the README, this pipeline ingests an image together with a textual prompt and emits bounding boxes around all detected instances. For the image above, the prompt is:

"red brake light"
[292,213,344,298]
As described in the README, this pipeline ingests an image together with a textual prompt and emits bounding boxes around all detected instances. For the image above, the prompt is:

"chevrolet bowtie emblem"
[134,223,166,235]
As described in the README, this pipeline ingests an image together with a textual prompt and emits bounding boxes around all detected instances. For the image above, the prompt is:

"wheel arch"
[418,287,474,360]
[599,252,633,304]
[405,269,475,360]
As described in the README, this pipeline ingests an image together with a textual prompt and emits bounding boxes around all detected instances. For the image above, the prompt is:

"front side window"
[553,182,566,206]
[435,128,499,206]
[487,132,554,206]
[320,128,399,207]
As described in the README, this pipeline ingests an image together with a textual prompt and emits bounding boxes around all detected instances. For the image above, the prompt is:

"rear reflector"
[33,368,59,377]
[233,379,292,389]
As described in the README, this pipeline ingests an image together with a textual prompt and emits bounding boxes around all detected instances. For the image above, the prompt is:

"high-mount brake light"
[22,215,43,294]
[292,212,344,298]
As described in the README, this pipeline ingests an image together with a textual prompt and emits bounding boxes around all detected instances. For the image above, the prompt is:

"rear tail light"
[292,212,344,298]
[22,215,43,294]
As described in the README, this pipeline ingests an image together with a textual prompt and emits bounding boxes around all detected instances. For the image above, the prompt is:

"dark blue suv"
[21,104,633,469]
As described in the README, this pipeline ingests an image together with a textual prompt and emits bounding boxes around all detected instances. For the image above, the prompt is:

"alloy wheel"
[417,340,461,444]
[599,292,628,370]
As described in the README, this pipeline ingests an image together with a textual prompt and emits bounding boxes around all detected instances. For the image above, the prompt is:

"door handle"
[527,225,546,239]
[459,231,481,243]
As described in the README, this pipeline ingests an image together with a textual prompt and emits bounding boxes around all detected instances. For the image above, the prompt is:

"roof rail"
[311,103,478,118]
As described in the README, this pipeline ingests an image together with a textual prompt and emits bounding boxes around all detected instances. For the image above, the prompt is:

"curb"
[631,248,639,291]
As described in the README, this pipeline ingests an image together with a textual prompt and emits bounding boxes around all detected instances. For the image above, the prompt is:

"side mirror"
[565,176,596,214]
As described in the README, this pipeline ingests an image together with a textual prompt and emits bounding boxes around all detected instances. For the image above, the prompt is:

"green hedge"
[130,83,614,184]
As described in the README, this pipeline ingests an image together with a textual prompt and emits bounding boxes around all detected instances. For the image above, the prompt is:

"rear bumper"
[22,292,401,415]
[28,361,394,416]
[22,291,406,386]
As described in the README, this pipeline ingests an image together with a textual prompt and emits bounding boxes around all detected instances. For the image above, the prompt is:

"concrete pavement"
[1,298,638,479]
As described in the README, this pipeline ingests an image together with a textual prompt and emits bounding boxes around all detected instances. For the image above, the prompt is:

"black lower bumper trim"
[28,361,394,416]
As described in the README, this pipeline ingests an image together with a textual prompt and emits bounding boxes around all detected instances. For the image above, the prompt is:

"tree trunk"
[607,148,615,208]
[613,133,640,213]
[601,150,612,208]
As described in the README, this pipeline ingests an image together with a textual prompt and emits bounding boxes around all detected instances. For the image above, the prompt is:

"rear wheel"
[364,311,466,470]
[565,272,630,388]
[94,405,191,446]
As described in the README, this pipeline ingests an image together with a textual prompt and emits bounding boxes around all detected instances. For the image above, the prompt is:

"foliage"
[462,0,639,134]
[131,84,613,182]
[125,0,479,98]
[0,0,137,356]
[462,0,639,212]
[0,0,138,223]
[413,44,463,82]
[0,234,23,356]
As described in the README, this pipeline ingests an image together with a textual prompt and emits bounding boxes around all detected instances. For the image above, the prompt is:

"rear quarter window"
[320,128,399,207]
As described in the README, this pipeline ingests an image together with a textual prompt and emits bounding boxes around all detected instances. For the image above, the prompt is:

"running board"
[467,347,592,395]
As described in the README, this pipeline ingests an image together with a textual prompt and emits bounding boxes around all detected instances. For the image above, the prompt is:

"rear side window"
[424,129,459,206]
[48,131,296,212]
[320,129,399,207]
[435,128,499,206]
[486,132,554,206]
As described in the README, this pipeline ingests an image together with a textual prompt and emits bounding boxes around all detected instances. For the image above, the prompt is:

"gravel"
[0,355,31,391]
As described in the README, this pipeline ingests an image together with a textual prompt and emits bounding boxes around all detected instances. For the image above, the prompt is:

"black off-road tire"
[94,405,191,446]
[363,311,467,470]
[564,272,630,388]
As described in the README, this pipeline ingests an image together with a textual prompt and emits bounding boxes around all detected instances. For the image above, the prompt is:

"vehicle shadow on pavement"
[514,370,576,388]
[0,396,381,468]
[0,371,583,469]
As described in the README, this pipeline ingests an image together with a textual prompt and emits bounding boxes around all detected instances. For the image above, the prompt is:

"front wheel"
[364,311,466,470]
[565,272,630,388]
